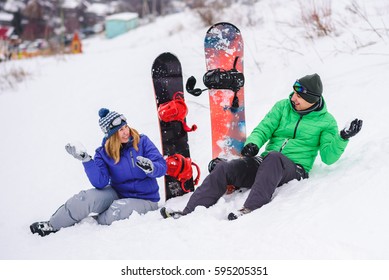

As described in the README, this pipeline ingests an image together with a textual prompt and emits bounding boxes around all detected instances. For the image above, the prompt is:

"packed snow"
[1,0,389,275]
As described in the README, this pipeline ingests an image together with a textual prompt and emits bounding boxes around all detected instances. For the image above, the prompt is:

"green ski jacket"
[245,96,348,172]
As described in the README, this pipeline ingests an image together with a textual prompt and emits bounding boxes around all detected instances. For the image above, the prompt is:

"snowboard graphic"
[205,22,246,159]
[151,52,197,200]
[186,22,246,159]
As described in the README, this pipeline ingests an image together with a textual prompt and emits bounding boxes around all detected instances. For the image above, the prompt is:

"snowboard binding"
[165,153,200,193]
[158,92,197,132]
[186,56,244,108]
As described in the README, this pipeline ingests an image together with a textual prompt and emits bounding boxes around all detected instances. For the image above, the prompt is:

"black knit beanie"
[296,73,323,103]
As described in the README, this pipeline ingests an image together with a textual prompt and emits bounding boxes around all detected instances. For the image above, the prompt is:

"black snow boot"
[227,207,252,221]
[30,221,58,237]
[160,207,185,219]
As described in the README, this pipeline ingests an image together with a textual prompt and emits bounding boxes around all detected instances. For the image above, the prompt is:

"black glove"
[241,143,259,157]
[340,119,363,140]
[208,157,227,173]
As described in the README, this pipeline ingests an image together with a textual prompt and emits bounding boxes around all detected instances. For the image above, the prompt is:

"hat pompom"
[99,108,109,118]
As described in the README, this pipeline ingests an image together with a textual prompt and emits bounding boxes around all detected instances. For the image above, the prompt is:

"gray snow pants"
[183,152,308,214]
[49,186,158,230]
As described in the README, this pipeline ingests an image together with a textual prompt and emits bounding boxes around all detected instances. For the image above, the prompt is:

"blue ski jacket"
[82,134,166,202]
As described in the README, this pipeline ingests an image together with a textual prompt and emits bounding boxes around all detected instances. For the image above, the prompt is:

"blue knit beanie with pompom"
[98,108,127,139]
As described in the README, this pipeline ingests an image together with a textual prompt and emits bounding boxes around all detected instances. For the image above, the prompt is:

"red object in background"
[0,26,13,40]
[71,32,82,53]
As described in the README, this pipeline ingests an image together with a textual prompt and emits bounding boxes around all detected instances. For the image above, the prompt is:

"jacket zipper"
[293,115,303,139]
[279,138,289,152]
[279,115,303,152]
[130,151,135,167]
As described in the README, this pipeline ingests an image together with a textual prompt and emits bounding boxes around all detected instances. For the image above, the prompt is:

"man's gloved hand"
[241,143,259,157]
[136,156,154,174]
[340,119,363,140]
[65,142,91,163]
[208,157,227,173]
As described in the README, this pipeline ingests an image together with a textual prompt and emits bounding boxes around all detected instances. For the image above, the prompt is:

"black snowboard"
[151,52,195,200]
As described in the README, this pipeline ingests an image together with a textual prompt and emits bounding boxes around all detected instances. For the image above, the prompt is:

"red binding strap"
[165,153,200,192]
[158,92,197,132]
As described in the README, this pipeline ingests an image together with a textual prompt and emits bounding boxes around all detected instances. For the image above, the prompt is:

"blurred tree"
[22,0,45,40]
[11,10,23,36]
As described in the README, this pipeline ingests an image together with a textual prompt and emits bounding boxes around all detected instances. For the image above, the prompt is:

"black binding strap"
[185,56,244,108]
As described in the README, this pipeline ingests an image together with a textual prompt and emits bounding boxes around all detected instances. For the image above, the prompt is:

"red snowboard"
[204,22,246,159]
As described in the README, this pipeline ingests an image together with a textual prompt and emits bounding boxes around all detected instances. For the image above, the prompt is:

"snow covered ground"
[1,0,389,278]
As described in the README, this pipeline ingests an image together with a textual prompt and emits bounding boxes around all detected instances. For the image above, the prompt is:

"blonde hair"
[105,126,140,164]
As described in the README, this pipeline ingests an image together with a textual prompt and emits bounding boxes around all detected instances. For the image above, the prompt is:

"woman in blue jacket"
[30,108,167,237]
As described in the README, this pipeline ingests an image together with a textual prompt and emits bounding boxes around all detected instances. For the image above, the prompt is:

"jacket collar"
[288,93,326,116]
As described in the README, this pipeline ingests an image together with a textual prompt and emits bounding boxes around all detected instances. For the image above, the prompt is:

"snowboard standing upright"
[152,52,196,200]
[205,22,246,159]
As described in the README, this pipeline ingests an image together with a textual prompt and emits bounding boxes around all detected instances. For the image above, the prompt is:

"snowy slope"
[1,0,389,263]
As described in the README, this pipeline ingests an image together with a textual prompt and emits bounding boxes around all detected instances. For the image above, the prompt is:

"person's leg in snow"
[244,152,305,210]
[228,152,307,220]
[182,156,260,215]
[161,152,307,220]
[48,186,119,230]
[97,198,158,225]
[30,186,118,236]
[31,186,159,236]
[161,157,260,219]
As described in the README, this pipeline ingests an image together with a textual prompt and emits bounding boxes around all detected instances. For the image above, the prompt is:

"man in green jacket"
[161,73,363,220]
